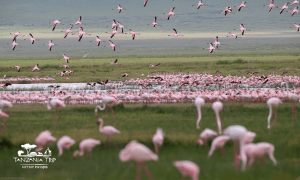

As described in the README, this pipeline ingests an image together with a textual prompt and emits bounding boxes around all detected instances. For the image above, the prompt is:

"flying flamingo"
[95,96,119,122]
[212,101,223,134]
[286,6,299,15]
[59,54,72,63]
[263,0,276,12]
[223,125,248,171]
[82,53,90,58]
[285,82,299,121]
[144,0,148,7]
[119,140,158,180]
[90,36,106,46]
[104,40,119,51]
[105,27,119,38]
[152,128,164,154]
[276,2,292,14]
[24,33,39,44]
[208,135,231,158]
[111,59,121,65]
[31,64,43,72]
[43,40,58,51]
[97,118,120,142]
[148,16,161,27]
[7,40,20,50]
[234,1,250,11]
[61,26,73,38]
[173,161,200,180]
[107,19,117,29]
[168,28,183,37]
[125,29,140,40]
[164,7,176,20]
[35,130,57,152]
[148,63,160,67]
[57,136,76,156]
[72,27,91,41]
[112,5,126,13]
[0,83,11,89]
[47,97,67,126]
[226,32,241,39]
[49,20,65,31]
[0,110,9,137]
[291,23,300,31]
[213,36,226,48]
[234,24,251,35]
[195,97,205,129]
[291,0,299,5]
[10,32,21,41]
[203,43,219,53]
[192,1,208,9]
[117,21,126,33]
[266,97,282,129]
[70,16,86,26]
[220,7,236,16]
[11,65,22,72]
[73,139,101,159]
[0,100,12,116]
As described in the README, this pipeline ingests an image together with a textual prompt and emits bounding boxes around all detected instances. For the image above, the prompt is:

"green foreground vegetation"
[0,103,299,180]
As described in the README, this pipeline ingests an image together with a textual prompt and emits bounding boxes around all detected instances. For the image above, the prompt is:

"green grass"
[0,103,299,180]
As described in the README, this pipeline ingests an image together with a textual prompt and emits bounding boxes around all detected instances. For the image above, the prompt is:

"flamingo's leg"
[110,106,116,123]
[221,147,226,157]
[7,107,12,116]
[234,141,240,171]
[291,103,294,121]
[54,109,56,126]
[136,162,142,180]
[103,108,108,120]
[141,162,153,180]
[295,105,297,121]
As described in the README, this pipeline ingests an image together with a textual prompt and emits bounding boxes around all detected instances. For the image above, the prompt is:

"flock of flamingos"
[2,0,300,179]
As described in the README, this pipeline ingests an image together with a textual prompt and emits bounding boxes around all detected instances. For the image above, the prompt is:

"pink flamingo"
[119,140,158,180]
[0,110,9,137]
[11,66,23,72]
[57,136,76,156]
[72,27,91,41]
[24,33,39,44]
[192,1,208,9]
[226,32,241,39]
[31,64,43,72]
[122,73,129,77]
[7,40,20,50]
[70,16,86,26]
[197,128,217,147]
[220,7,236,16]
[291,0,299,5]
[291,23,300,31]
[106,27,119,38]
[112,5,126,13]
[286,6,299,15]
[35,130,57,152]
[97,118,120,142]
[203,43,219,53]
[164,7,176,20]
[59,54,72,63]
[234,1,250,11]
[81,53,90,58]
[212,101,223,134]
[234,24,251,35]
[195,97,205,129]
[95,97,118,122]
[213,36,226,48]
[43,40,58,51]
[47,97,66,126]
[111,59,120,65]
[173,161,200,180]
[61,26,73,38]
[107,19,117,29]
[117,21,126,33]
[168,28,183,37]
[125,29,140,40]
[263,0,275,12]
[0,83,11,89]
[285,82,299,121]
[104,40,119,51]
[0,100,13,116]
[208,135,231,158]
[148,16,161,27]
[223,125,248,171]
[10,32,21,41]
[148,63,160,67]
[267,97,282,129]
[59,65,70,69]
[152,128,164,154]
[73,139,101,159]
[276,2,292,14]
[90,36,106,46]
[49,20,65,31]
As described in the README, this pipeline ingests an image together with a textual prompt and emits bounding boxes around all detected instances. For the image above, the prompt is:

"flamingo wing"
[97,41,100,46]
[144,0,148,7]
[173,28,177,34]
[64,32,69,38]
[109,40,113,45]
[52,23,57,31]
[112,46,115,51]
[132,34,135,40]
[78,34,83,41]
[49,45,52,51]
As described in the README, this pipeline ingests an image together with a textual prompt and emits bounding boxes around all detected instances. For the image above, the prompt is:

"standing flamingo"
[267,97,282,129]
[203,43,219,53]
[70,16,86,25]
[47,97,66,126]
[125,29,140,40]
[112,5,126,13]
[61,26,73,38]
[104,40,119,51]
[285,82,299,121]
[57,136,76,156]
[0,110,9,137]
[263,0,276,12]
[43,40,58,51]
[73,139,101,159]
[7,40,20,50]
[195,97,205,129]
[35,130,57,152]
[72,27,91,41]
[291,23,300,31]
[223,125,247,171]
[213,36,226,48]
[286,6,299,15]
[90,36,106,46]
[49,20,65,31]
[119,140,158,180]
[97,118,120,142]
[168,28,183,37]
[212,101,223,134]
[152,128,164,154]
[208,135,231,158]
[192,1,208,9]
[148,16,161,27]
[234,1,250,11]
[234,24,251,35]
[95,96,118,122]
[173,161,200,180]
[24,33,39,44]
[0,100,13,116]
[164,7,176,20]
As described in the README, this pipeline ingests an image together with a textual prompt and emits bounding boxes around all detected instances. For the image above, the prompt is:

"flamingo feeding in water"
[47,97,67,126]
[43,40,58,51]
[192,1,208,9]
[234,24,251,35]
[203,43,219,53]
[212,101,223,134]
[49,20,65,31]
[173,161,200,180]
[164,7,176,20]
[72,27,91,41]
[112,5,126,13]
[7,40,20,50]
[70,16,86,26]
[152,128,164,154]
[148,16,161,27]
[266,97,282,129]
[90,36,106,46]
[234,1,250,11]
[61,26,73,38]
[73,139,101,159]
[97,118,120,142]
[95,97,118,122]
[104,40,119,51]
[263,0,276,12]
[24,33,39,44]
[168,28,183,37]
[195,97,205,129]
[57,136,76,156]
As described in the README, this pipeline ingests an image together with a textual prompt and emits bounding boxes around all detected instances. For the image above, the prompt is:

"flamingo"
[119,140,158,180]
[173,161,200,180]
[234,24,251,35]
[152,128,164,154]
[192,1,208,9]
[47,97,67,126]
[24,33,39,44]
[286,6,299,15]
[117,21,126,33]
[7,40,20,50]
[220,7,236,16]
[291,0,299,5]
[35,130,57,152]
[107,19,117,29]
[125,29,140,40]
[11,66,22,72]
[0,100,13,116]
[226,32,241,39]
[266,97,282,129]
[31,64,43,72]
[0,83,11,89]
[95,96,118,122]
[10,32,21,41]
[148,16,161,27]
[59,65,70,69]
[168,28,183,37]
[55,71,65,77]
[73,139,101,159]
[49,20,65,31]
[195,97,205,129]
[223,125,248,171]
[285,82,299,121]
[263,0,276,12]
[112,5,126,13]
[164,7,176,20]
[212,101,223,134]
[208,135,231,158]
[61,26,73,38]
[111,59,121,65]
[197,128,217,147]
[57,136,76,156]
[203,43,219,53]
[122,73,129,77]
[291,23,300,31]
[59,54,72,63]
[97,118,120,142]
[87,82,96,87]
[72,27,91,41]
[104,40,119,51]
[70,16,86,26]
[48,85,61,89]
[0,110,9,137]
[43,40,58,51]
[213,36,226,48]
[148,63,160,67]
[276,2,292,14]
[106,27,119,38]
[82,53,90,58]
[144,0,148,7]
[234,1,250,11]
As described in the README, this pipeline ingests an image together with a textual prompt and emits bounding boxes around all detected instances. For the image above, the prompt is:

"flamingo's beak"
[95,112,98,117]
